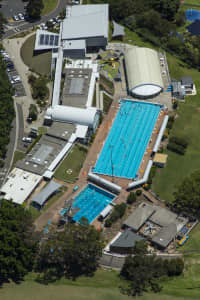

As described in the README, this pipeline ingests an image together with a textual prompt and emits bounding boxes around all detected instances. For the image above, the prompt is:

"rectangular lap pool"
[93,100,161,179]
[72,184,115,223]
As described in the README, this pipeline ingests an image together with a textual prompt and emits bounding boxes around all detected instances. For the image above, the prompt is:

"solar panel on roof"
[50,35,54,46]
[45,35,50,45]
[54,36,59,46]
[39,34,45,45]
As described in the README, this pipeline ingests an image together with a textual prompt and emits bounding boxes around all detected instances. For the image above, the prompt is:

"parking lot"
[0,0,26,19]
[2,51,26,97]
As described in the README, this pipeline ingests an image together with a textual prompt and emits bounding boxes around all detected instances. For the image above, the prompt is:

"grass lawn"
[183,0,200,9]
[152,54,200,202]
[2,265,200,300]
[54,145,88,183]
[102,62,120,79]
[20,34,51,76]
[11,151,25,170]
[41,0,59,16]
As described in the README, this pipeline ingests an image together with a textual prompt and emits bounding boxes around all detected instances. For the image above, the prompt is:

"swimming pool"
[93,100,161,179]
[72,184,115,223]
[186,9,200,22]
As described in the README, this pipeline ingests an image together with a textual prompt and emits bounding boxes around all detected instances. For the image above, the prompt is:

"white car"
[13,15,19,21]
[18,13,24,20]
[22,137,32,143]
[12,76,21,83]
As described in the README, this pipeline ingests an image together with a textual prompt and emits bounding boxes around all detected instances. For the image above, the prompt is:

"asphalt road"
[2,0,70,39]
[0,0,26,18]
[16,102,26,152]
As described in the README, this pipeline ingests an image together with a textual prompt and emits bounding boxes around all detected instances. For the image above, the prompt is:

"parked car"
[7,66,15,72]
[22,137,32,143]
[18,13,24,21]
[13,15,19,21]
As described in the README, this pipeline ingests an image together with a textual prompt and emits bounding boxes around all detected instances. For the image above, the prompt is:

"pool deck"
[34,95,167,231]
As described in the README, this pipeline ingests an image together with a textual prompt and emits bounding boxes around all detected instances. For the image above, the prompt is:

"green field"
[11,151,25,170]
[54,145,88,183]
[2,264,200,300]
[152,55,200,202]
[20,34,51,76]
[42,0,59,16]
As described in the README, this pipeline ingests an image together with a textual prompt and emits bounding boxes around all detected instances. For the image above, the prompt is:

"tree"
[0,200,39,285]
[36,223,104,281]
[173,170,200,217]
[27,0,44,19]
[29,104,38,121]
[127,192,136,204]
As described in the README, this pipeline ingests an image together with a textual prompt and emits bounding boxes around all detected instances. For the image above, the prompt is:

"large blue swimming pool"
[186,9,200,22]
[72,184,115,223]
[93,100,161,179]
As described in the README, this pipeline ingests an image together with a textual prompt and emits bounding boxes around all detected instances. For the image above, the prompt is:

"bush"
[169,136,188,148]
[167,116,175,130]
[127,192,136,204]
[105,203,127,226]
[173,100,178,110]
[167,141,185,155]
[163,258,184,276]
[104,219,112,227]
[136,189,142,196]
[28,104,38,121]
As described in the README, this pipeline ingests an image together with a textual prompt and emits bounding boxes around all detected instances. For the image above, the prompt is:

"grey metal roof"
[111,230,144,248]
[62,4,109,40]
[152,223,177,248]
[46,122,76,142]
[32,180,62,206]
[112,21,125,37]
[63,40,86,50]
[124,203,155,231]
[149,206,179,227]
[171,80,182,93]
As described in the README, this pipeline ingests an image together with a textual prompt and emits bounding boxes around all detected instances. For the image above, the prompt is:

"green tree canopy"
[27,0,44,19]
[173,170,200,217]
[36,222,104,281]
[0,200,39,285]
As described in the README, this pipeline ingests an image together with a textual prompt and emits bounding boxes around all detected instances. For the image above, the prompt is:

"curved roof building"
[125,47,164,98]
[46,106,99,129]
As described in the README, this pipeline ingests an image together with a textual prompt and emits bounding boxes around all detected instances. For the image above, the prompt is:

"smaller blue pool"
[186,9,200,22]
[72,184,115,224]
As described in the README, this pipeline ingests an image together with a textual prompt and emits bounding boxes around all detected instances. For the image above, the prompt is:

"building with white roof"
[125,47,164,98]
[0,168,42,205]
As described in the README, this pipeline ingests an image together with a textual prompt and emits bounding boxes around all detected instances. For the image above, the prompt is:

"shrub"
[167,141,185,155]
[104,219,112,227]
[127,192,136,204]
[173,100,178,110]
[105,203,127,226]
[136,189,142,196]
[167,116,175,130]
[169,136,188,148]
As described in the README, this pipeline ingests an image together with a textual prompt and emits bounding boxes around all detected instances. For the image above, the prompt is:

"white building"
[125,47,164,98]
[0,168,42,205]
